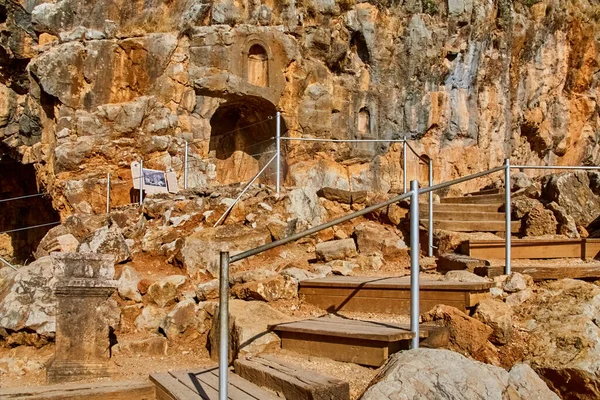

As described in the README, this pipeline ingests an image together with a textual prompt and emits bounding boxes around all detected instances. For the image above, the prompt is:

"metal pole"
[106,172,111,213]
[410,180,420,349]
[428,159,433,257]
[0,256,17,271]
[184,141,189,190]
[504,158,511,275]
[219,251,230,400]
[139,160,144,206]
[403,140,407,193]
[276,112,281,195]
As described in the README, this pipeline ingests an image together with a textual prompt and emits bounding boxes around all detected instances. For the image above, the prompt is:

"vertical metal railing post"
[276,112,281,195]
[139,160,144,206]
[402,140,407,193]
[219,251,230,400]
[184,141,189,190]
[504,159,511,275]
[410,180,420,349]
[106,172,111,213]
[428,159,433,257]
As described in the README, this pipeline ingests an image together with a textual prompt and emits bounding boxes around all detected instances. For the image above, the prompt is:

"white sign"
[131,162,179,194]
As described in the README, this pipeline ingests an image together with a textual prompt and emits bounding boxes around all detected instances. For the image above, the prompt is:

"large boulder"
[159,298,211,342]
[175,225,271,278]
[147,275,187,308]
[360,348,559,400]
[209,300,292,362]
[523,205,557,236]
[231,275,297,302]
[516,279,600,399]
[474,299,514,345]
[542,172,600,227]
[421,304,499,365]
[353,222,407,258]
[117,266,142,302]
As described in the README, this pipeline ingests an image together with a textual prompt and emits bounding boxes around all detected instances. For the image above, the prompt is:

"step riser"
[424,220,520,232]
[463,239,600,259]
[441,195,506,204]
[426,204,503,212]
[420,211,505,222]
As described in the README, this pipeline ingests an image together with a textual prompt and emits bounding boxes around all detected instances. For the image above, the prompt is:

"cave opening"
[0,154,59,264]
[350,31,370,65]
[209,97,287,185]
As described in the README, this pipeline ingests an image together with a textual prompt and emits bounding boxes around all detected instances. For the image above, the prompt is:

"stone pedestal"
[47,253,117,384]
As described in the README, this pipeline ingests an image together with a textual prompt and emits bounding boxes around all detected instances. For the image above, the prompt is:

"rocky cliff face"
[1,0,599,216]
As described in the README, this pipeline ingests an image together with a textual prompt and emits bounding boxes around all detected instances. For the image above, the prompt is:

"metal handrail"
[404,140,429,164]
[418,165,506,195]
[213,153,278,227]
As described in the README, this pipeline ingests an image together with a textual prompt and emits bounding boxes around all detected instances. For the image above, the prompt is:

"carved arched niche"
[357,107,371,137]
[247,44,269,87]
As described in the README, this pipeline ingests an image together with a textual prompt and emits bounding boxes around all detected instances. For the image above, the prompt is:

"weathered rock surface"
[361,349,559,400]
[523,205,557,236]
[134,305,167,333]
[209,300,292,361]
[231,275,297,302]
[78,226,131,263]
[159,298,210,342]
[422,304,499,366]
[353,222,407,258]
[147,275,186,308]
[543,173,600,227]
[117,266,142,302]
[315,239,357,262]
[516,279,600,399]
[474,299,514,346]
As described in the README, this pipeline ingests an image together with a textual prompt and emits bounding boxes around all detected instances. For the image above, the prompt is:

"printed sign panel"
[143,169,167,188]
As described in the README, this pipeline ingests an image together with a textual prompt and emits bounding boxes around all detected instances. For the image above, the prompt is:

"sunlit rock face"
[1,0,600,214]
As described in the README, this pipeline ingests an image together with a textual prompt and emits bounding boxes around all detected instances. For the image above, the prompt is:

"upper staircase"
[420,189,520,233]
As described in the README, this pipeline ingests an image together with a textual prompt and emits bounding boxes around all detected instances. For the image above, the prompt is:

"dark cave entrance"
[0,155,59,264]
[209,97,287,185]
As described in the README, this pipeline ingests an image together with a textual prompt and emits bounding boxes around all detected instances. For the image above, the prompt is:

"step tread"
[423,219,520,232]
[299,276,493,291]
[150,367,279,400]
[420,211,505,221]
[269,316,435,341]
[234,355,350,400]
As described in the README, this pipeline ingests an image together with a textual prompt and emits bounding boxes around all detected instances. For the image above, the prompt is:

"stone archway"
[0,155,59,263]
[209,97,287,185]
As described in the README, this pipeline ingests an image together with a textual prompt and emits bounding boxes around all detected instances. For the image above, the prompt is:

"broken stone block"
[117,266,142,302]
[524,205,557,236]
[231,275,298,302]
[78,225,131,263]
[147,275,186,307]
[436,253,488,273]
[160,298,209,342]
[474,299,514,345]
[327,260,359,276]
[134,305,167,332]
[354,222,407,257]
[444,270,490,283]
[113,336,168,356]
[196,279,220,301]
[315,239,357,262]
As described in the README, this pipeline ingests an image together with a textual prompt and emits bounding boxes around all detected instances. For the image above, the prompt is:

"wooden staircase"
[420,190,520,233]
[269,316,447,367]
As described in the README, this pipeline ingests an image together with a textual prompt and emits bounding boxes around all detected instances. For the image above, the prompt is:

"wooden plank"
[269,319,415,341]
[300,293,469,314]
[280,332,391,367]
[300,276,492,291]
[171,370,252,400]
[585,239,600,259]
[234,355,350,400]
[481,264,600,281]
[300,286,475,301]
[217,371,281,400]
[150,373,202,400]
[465,239,588,259]
[0,380,155,400]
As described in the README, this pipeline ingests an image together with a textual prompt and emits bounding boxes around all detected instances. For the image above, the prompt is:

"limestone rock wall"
[1,0,599,214]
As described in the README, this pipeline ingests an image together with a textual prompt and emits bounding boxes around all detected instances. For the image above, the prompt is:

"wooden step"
[422,219,520,232]
[0,380,155,400]
[234,355,350,400]
[269,316,447,367]
[441,193,506,204]
[463,238,600,259]
[466,188,503,196]
[150,367,279,400]
[299,276,491,314]
[478,263,600,281]
[420,210,505,222]
[427,203,503,212]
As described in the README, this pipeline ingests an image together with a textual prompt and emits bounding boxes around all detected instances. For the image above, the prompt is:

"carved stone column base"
[46,361,112,384]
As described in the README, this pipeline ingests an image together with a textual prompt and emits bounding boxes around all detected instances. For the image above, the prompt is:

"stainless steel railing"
[216,159,600,399]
